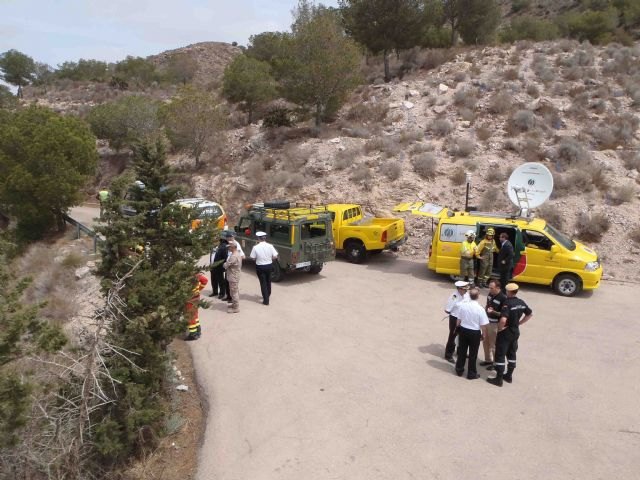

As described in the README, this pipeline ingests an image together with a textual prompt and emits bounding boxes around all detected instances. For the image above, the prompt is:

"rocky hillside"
[186,40,640,282]
[147,41,241,87]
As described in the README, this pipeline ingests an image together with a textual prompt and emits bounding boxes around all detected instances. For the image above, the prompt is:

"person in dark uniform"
[480,279,507,370]
[487,283,533,387]
[443,280,470,363]
[209,235,228,299]
[497,232,515,294]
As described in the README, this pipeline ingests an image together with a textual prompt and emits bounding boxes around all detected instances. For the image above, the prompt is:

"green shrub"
[412,153,438,179]
[558,8,619,44]
[511,0,531,13]
[262,106,293,128]
[499,17,560,43]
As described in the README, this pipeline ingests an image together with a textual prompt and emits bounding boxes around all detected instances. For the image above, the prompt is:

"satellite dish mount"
[507,163,554,217]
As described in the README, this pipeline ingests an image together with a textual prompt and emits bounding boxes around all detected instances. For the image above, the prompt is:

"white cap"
[454,280,469,288]
[256,231,267,237]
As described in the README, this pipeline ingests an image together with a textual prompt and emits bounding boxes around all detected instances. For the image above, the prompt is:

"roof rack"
[247,202,330,221]
[451,210,535,223]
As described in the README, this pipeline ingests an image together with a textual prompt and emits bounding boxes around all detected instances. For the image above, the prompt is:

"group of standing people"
[185,230,280,340]
[444,278,533,386]
[460,228,515,292]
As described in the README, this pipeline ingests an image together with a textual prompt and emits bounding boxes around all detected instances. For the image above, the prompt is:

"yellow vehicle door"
[518,229,562,285]
[434,222,472,274]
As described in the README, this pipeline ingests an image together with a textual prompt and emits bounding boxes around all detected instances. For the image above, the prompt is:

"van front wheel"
[554,273,582,297]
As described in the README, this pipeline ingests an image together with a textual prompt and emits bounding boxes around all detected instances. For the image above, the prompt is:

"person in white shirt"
[443,280,470,363]
[249,231,278,305]
[455,287,489,380]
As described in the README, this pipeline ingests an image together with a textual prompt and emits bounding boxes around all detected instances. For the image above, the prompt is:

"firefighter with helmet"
[185,271,208,341]
[460,230,477,284]
[475,228,498,287]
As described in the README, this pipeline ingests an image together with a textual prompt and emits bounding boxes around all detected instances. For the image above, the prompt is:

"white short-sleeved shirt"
[457,300,489,330]
[445,290,469,317]
[250,241,278,265]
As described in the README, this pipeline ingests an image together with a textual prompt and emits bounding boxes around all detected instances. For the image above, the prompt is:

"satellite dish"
[507,162,554,215]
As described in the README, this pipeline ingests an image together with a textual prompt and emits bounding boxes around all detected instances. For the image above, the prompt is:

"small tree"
[0,85,17,109]
[0,106,98,239]
[458,0,501,45]
[87,95,162,151]
[222,55,277,124]
[281,6,361,126]
[0,49,36,98]
[340,0,426,82]
[114,56,157,87]
[161,86,227,167]
[163,52,198,85]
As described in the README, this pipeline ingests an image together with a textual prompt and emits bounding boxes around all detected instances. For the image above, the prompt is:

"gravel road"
[190,253,640,480]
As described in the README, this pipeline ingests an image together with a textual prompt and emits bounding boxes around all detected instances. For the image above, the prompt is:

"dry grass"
[346,102,389,123]
[485,166,505,183]
[379,160,402,181]
[453,88,477,109]
[410,142,434,154]
[476,125,492,141]
[450,167,467,185]
[412,153,438,179]
[450,137,475,158]
[621,152,640,171]
[512,110,536,132]
[503,68,520,81]
[431,118,453,137]
[363,136,401,158]
[350,164,372,183]
[488,92,513,114]
[629,226,640,243]
[554,138,591,171]
[608,183,636,205]
[399,128,425,144]
[334,146,359,170]
[536,203,564,229]
[575,211,610,242]
[526,83,540,98]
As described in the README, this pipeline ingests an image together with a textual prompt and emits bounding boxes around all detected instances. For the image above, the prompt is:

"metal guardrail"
[63,213,105,253]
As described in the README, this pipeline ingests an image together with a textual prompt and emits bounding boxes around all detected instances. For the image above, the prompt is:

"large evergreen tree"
[222,55,277,124]
[458,0,501,45]
[0,106,98,239]
[0,49,36,98]
[340,0,426,82]
[280,6,361,125]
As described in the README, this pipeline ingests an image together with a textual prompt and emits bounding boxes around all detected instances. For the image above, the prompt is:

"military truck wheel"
[554,273,582,297]
[271,262,284,282]
[345,241,366,264]
[309,264,323,274]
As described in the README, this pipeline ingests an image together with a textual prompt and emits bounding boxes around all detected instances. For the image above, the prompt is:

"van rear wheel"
[345,241,366,264]
[554,273,582,297]
[309,264,323,274]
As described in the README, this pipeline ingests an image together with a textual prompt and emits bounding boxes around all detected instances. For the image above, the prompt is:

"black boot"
[487,371,503,387]
[503,367,514,383]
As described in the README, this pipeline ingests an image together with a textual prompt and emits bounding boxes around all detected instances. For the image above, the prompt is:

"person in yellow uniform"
[460,230,477,284]
[475,228,498,287]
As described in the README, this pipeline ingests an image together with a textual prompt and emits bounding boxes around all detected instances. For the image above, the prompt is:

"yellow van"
[394,202,603,296]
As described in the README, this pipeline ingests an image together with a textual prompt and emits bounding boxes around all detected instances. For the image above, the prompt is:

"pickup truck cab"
[394,202,603,297]
[327,204,407,263]
[234,202,335,281]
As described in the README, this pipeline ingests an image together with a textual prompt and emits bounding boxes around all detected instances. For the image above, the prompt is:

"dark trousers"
[445,315,458,359]
[255,264,273,304]
[455,327,482,378]
[211,267,226,296]
[494,329,519,376]
[499,267,513,293]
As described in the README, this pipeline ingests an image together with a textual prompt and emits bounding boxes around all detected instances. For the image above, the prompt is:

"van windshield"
[544,224,576,251]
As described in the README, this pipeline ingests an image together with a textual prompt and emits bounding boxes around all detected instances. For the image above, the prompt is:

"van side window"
[439,224,469,243]
[524,230,553,251]
[270,224,290,241]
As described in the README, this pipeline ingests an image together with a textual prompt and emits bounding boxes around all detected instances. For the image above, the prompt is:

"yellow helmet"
[486,228,495,236]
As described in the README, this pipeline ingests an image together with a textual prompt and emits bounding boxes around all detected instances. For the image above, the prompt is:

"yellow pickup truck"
[327,204,407,263]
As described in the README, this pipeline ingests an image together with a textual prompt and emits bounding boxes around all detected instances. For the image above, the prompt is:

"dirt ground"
[189,253,640,480]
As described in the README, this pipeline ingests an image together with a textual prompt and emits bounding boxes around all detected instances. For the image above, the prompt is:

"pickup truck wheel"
[309,264,323,274]
[270,262,283,282]
[554,273,582,297]
[345,241,366,264]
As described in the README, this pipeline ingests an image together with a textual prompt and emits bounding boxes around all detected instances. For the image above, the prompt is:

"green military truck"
[233,201,336,281]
